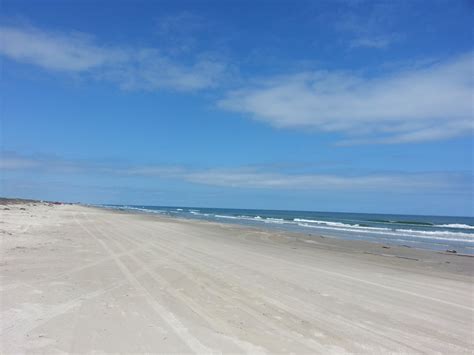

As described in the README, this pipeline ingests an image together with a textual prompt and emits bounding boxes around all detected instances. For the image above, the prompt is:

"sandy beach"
[1,201,473,354]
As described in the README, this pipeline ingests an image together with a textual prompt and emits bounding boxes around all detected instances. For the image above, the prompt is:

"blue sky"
[1,0,473,216]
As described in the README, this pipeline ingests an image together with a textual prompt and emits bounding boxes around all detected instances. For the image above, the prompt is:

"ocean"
[102,205,474,254]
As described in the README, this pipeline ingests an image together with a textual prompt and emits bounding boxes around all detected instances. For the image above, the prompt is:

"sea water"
[102,205,474,254]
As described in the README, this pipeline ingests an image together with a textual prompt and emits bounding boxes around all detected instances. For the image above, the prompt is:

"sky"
[0,0,473,216]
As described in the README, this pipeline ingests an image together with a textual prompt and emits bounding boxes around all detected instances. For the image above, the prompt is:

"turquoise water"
[103,205,474,254]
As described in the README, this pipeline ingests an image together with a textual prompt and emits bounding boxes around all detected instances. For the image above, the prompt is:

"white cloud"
[0,26,122,71]
[1,25,472,144]
[103,50,227,91]
[0,25,227,91]
[219,53,474,143]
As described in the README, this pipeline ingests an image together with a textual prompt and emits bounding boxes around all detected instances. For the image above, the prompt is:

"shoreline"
[110,205,474,275]
[99,204,474,258]
[1,201,473,353]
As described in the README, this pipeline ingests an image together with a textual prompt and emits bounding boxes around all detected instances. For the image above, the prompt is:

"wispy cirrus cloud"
[0,24,228,91]
[1,152,470,193]
[155,11,208,54]
[0,156,40,170]
[0,25,124,71]
[332,1,402,50]
[219,53,474,144]
[180,169,465,191]
[349,36,392,49]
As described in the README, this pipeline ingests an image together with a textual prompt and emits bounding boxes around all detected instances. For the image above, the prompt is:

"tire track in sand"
[92,213,350,353]
[74,213,213,354]
[89,214,271,354]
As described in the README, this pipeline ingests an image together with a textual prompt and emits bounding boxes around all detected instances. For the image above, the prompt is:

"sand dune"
[1,203,473,353]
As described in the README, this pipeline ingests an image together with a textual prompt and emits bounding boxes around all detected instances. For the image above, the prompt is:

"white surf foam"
[296,223,474,243]
[435,223,474,230]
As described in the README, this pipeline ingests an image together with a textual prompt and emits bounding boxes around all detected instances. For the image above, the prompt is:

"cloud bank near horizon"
[1,153,470,193]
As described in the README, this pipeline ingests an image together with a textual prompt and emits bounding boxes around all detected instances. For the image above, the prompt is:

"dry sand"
[0,202,473,354]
